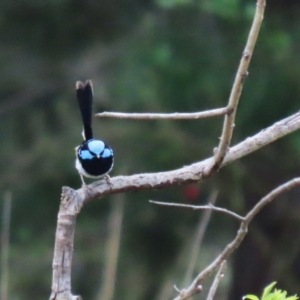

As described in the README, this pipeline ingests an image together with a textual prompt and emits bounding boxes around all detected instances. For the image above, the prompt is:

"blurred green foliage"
[1,0,300,299]
[243,282,298,300]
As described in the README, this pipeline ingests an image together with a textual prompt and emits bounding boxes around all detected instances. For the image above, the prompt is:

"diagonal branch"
[206,261,226,300]
[209,0,266,173]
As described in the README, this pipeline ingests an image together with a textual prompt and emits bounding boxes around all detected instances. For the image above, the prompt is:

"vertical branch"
[49,187,84,300]
[207,0,266,173]
[183,190,218,286]
[1,191,12,300]
[97,195,124,300]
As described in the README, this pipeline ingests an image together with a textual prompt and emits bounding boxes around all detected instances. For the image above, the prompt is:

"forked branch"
[172,177,300,300]
[63,109,300,203]
[50,108,300,299]
[208,0,266,173]
[96,0,266,178]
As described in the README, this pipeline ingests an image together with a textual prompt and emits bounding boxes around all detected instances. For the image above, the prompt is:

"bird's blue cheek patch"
[79,150,94,160]
[88,140,105,155]
[102,148,113,158]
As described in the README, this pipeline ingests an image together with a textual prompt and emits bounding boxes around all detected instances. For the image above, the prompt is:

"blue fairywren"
[75,80,114,185]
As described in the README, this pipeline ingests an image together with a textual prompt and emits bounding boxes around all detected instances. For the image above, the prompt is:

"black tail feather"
[76,80,93,141]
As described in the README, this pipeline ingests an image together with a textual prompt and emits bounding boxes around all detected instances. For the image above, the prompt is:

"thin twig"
[1,192,12,300]
[206,261,226,300]
[172,177,300,300]
[208,0,266,173]
[96,108,228,120]
[149,201,244,222]
[183,190,218,287]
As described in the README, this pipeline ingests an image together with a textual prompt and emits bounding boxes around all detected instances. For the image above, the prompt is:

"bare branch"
[209,0,266,173]
[97,196,124,300]
[96,107,228,120]
[49,190,81,300]
[172,177,300,300]
[1,192,12,300]
[244,177,300,222]
[206,261,226,300]
[149,201,244,222]
[183,190,218,286]
[60,109,300,208]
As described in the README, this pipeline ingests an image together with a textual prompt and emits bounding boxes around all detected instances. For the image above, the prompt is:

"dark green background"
[1,0,300,299]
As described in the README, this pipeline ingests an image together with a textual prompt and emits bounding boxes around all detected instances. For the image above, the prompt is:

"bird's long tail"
[76,80,94,141]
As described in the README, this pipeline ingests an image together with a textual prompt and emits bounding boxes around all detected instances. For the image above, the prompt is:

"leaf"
[264,294,276,300]
[286,296,299,300]
[243,295,259,300]
[244,282,298,300]
[262,282,277,300]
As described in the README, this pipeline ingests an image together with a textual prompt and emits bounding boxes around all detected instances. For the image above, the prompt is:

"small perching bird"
[75,80,114,185]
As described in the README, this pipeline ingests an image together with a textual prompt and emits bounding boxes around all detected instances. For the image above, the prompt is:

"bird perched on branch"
[75,80,114,185]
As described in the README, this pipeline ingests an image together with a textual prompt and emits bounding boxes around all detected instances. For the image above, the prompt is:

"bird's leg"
[79,173,94,196]
[104,174,113,189]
